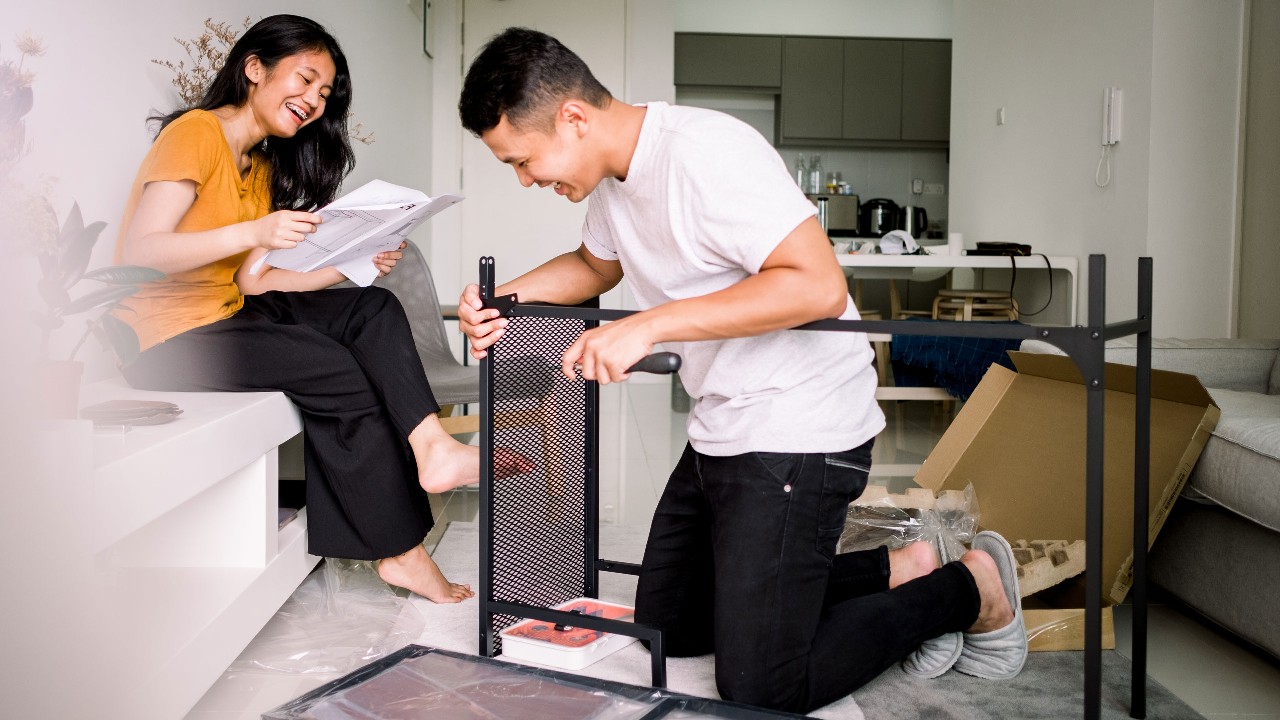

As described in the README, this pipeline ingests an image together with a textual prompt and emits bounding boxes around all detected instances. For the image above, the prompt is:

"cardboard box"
[913,352,1219,650]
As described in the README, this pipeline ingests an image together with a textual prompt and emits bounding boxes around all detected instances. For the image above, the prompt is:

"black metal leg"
[1083,255,1107,720]
[478,257,496,658]
[1131,258,1154,718]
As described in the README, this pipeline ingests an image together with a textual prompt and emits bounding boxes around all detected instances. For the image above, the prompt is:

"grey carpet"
[413,521,1204,720]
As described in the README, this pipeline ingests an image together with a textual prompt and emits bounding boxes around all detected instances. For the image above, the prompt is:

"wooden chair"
[931,288,1019,321]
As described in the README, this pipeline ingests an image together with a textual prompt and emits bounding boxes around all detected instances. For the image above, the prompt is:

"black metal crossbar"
[476,254,1153,720]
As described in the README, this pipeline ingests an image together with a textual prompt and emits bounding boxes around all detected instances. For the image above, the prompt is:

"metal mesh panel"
[486,314,591,653]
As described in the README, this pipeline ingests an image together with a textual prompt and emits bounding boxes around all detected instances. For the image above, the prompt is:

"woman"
[115,14,512,602]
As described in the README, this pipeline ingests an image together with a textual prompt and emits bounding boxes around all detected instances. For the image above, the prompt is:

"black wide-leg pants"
[122,287,440,560]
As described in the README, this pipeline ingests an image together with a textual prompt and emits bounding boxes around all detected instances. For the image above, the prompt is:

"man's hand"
[457,283,509,360]
[561,314,655,385]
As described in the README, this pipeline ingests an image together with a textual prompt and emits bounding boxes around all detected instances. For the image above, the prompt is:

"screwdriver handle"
[626,352,682,375]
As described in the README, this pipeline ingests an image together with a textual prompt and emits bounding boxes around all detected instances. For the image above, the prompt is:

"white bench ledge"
[83,378,302,552]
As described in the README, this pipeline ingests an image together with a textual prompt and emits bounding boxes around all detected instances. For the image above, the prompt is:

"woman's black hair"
[150,14,355,210]
[459,27,612,136]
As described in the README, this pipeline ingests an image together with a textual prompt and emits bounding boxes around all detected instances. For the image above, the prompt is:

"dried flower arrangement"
[1,32,46,174]
[1,31,57,258]
[152,17,376,145]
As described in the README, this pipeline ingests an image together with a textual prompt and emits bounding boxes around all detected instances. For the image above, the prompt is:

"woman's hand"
[250,210,323,251]
[374,242,408,278]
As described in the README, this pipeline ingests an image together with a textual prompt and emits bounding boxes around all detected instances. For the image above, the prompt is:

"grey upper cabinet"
[842,39,903,141]
[675,33,950,147]
[780,37,844,140]
[900,40,951,142]
[674,34,782,89]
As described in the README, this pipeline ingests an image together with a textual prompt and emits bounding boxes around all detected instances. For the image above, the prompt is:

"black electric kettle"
[860,198,900,237]
[901,205,928,238]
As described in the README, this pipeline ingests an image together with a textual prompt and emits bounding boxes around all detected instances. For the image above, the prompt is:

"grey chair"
[337,242,479,431]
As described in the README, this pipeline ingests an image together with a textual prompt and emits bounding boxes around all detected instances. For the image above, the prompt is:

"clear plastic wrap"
[264,646,808,720]
[279,652,654,719]
[838,484,979,565]
[228,558,425,675]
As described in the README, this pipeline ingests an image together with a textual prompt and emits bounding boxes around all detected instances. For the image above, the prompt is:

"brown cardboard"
[912,352,1218,648]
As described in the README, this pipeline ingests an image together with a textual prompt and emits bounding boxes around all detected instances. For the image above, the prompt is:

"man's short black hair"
[459,27,612,136]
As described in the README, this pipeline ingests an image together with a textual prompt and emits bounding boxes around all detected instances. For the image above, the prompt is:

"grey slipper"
[954,531,1028,679]
[902,631,963,678]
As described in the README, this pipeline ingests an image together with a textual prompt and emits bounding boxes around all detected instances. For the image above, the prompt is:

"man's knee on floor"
[711,655,808,712]
[639,634,713,658]
[715,663,807,713]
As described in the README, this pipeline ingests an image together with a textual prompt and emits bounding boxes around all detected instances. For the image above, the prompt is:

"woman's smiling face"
[247,49,336,138]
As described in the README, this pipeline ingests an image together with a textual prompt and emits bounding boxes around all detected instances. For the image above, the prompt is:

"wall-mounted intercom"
[1102,87,1122,146]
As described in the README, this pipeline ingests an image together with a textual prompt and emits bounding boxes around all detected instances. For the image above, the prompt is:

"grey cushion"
[1185,389,1280,533]
[1106,338,1280,395]
[335,242,479,407]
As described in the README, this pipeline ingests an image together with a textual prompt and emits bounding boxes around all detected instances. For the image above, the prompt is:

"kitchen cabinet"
[674,33,782,89]
[841,39,903,141]
[901,40,951,142]
[779,37,843,139]
[779,37,950,147]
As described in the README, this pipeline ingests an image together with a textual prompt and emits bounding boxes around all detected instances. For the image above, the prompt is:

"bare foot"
[888,541,941,588]
[410,416,536,494]
[960,549,1015,633]
[495,447,537,478]
[376,544,474,603]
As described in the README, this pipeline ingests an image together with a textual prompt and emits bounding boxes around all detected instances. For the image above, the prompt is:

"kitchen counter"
[838,252,1079,325]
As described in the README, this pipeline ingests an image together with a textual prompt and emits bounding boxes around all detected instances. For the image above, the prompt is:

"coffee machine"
[860,198,900,237]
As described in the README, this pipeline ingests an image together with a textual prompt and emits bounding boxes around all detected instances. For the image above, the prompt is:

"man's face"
[480,110,600,203]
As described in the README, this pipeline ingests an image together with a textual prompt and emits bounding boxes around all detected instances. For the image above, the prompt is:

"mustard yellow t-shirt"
[113,110,271,351]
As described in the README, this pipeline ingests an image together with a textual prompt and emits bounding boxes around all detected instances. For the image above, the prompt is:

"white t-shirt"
[582,102,885,456]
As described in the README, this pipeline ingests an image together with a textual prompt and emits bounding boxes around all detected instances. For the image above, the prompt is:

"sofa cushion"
[1106,338,1280,395]
[1185,389,1280,533]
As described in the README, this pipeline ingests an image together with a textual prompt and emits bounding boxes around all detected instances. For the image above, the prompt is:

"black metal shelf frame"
[477,254,1154,720]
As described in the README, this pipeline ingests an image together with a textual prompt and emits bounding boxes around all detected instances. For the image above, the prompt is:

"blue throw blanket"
[890,319,1024,400]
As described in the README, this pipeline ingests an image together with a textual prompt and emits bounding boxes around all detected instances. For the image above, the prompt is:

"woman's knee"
[360,285,401,311]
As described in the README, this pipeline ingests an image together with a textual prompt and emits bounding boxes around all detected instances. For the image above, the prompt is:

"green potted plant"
[34,202,164,418]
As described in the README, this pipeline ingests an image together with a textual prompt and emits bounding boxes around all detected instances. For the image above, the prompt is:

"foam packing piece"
[1010,539,1086,598]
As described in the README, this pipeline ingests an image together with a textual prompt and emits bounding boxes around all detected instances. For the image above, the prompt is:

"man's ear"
[560,100,589,136]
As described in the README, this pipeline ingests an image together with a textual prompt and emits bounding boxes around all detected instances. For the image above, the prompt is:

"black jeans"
[635,440,981,713]
[121,287,438,560]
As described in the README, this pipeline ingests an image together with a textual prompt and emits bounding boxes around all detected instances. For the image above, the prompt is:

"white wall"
[1235,0,1280,338]
[8,0,433,376]
[950,0,1245,335]
[428,0,675,303]
[675,0,952,38]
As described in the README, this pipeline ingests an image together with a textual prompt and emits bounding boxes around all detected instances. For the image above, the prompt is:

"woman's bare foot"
[376,543,474,603]
[960,549,1015,633]
[888,541,941,588]
[410,415,535,493]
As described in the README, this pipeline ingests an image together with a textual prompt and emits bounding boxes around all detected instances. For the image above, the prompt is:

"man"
[456,27,1027,713]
